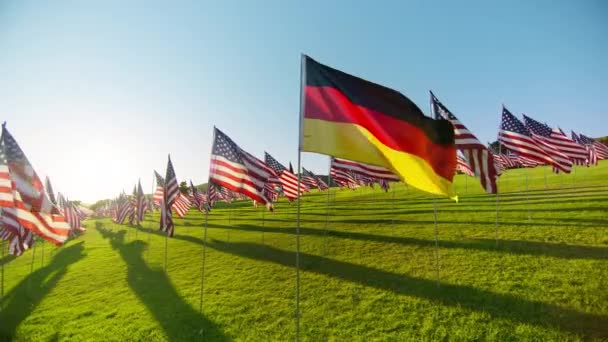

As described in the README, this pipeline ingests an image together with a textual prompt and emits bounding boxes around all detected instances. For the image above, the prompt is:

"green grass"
[1,162,607,341]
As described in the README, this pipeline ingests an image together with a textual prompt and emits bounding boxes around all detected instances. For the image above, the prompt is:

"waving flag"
[173,192,191,218]
[189,181,206,212]
[331,157,399,182]
[301,55,456,199]
[302,168,328,190]
[208,128,273,209]
[522,114,572,173]
[153,171,164,207]
[0,147,35,256]
[548,128,587,165]
[431,92,498,193]
[499,108,570,173]
[579,133,608,160]
[1,125,70,245]
[572,131,597,166]
[264,152,307,200]
[160,155,180,237]
[456,155,475,176]
[135,180,147,223]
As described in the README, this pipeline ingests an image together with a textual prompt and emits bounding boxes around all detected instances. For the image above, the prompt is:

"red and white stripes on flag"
[431,92,498,193]
[208,128,274,210]
[499,108,571,174]
[579,133,608,160]
[548,128,587,165]
[173,193,191,218]
[0,156,35,256]
[160,155,180,237]
[522,114,573,173]
[1,125,71,246]
[571,131,597,166]
[331,157,400,182]
[264,152,307,200]
[456,155,475,176]
[330,164,358,189]
[135,180,148,223]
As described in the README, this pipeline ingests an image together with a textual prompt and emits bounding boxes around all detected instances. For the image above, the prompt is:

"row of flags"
[105,55,607,237]
[0,124,86,257]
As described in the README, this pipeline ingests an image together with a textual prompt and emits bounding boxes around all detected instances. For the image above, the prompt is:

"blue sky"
[0,0,606,202]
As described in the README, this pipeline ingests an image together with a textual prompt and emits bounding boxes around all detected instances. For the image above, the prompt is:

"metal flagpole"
[147,172,155,262]
[198,210,209,313]
[1,240,5,305]
[495,183,500,247]
[544,166,548,189]
[29,238,37,275]
[40,240,44,267]
[261,207,265,244]
[226,203,232,242]
[525,167,531,220]
[391,183,396,235]
[294,53,306,342]
[433,196,440,288]
[164,233,168,271]
[464,174,468,194]
[322,157,331,256]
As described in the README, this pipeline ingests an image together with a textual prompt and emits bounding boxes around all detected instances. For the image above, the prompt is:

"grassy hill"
[1,162,607,341]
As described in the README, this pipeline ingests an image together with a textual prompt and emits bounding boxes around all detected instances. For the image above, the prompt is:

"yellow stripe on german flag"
[301,56,457,199]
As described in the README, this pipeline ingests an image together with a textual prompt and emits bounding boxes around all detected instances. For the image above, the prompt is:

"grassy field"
[1,162,607,341]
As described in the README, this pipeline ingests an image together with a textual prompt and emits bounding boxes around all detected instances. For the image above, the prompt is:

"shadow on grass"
[207,239,608,339]
[96,226,227,341]
[0,242,85,340]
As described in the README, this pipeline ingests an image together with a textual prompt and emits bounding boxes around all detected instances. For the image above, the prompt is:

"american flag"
[45,176,57,206]
[579,133,608,160]
[135,180,148,223]
[219,186,233,203]
[160,155,180,237]
[431,93,498,193]
[548,128,587,165]
[0,146,35,256]
[173,192,191,218]
[264,152,307,200]
[456,155,475,176]
[378,179,390,192]
[522,114,573,173]
[492,153,518,172]
[331,157,400,182]
[263,182,279,202]
[113,192,133,225]
[330,162,358,189]
[1,125,70,246]
[153,171,164,207]
[499,108,571,174]
[58,193,83,233]
[302,168,328,190]
[208,128,273,210]
[206,184,218,210]
[189,181,206,212]
[128,185,137,225]
[572,131,597,166]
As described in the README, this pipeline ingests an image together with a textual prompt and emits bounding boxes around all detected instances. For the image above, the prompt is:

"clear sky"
[1,0,606,203]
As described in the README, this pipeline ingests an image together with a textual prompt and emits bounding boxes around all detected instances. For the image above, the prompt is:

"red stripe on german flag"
[301,56,457,199]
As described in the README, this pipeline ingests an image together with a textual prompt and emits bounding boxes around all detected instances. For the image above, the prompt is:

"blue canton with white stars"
[212,128,244,163]
[264,152,286,173]
[523,115,552,137]
[501,108,531,136]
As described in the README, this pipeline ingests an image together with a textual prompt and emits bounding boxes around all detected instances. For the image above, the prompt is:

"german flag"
[300,55,457,199]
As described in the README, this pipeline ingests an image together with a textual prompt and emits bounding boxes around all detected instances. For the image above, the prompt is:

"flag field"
[1,162,607,341]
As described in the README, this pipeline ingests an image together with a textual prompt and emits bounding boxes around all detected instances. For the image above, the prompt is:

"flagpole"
[525,167,531,220]
[322,157,331,256]
[261,207,265,244]
[198,210,209,313]
[391,182,396,235]
[495,183,500,247]
[432,196,440,288]
[1,240,5,306]
[294,53,306,342]
[464,174,468,194]
[40,240,44,267]
[543,166,548,189]
[29,238,37,275]
[147,172,155,263]
[164,232,168,271]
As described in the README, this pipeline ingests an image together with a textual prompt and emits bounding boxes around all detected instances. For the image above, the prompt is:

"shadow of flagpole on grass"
[96,227,227,341]
[0,242,85,340]
[183,223,608,261]
[203,239,608,339]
